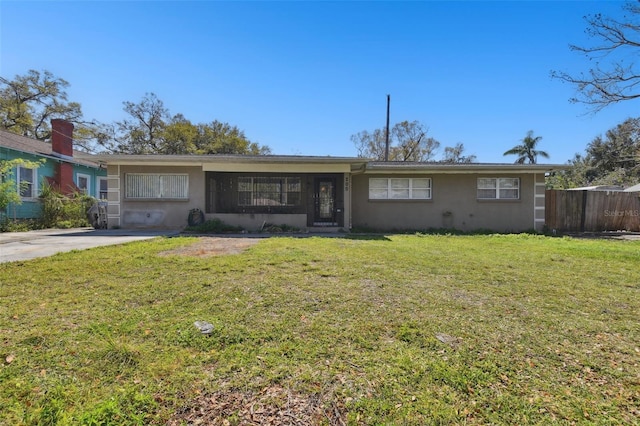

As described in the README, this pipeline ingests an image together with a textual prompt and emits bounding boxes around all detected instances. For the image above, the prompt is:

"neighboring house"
[83,153,559,232]
[623,183,640,192]
[567,185,624,192]
[0,120,107,220]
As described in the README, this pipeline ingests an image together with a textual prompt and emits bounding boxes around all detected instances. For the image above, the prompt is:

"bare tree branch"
[552,2,640,112]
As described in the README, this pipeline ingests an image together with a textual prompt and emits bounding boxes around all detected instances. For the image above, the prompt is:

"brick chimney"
[51,119,74,157]
[51,119,76,195]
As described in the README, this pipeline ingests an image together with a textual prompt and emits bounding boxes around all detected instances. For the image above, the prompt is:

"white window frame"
[477,177,520,200]
[125,173,189,200]
[17,166,38,199]
[369,178,432,200]
[76,173,91,195]
[98,177,108,200]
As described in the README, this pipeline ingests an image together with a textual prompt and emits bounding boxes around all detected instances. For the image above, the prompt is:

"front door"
[313,178,337,225]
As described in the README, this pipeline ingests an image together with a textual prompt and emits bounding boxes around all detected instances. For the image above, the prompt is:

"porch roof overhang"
[362,162,570,174]
[80,154,368,174]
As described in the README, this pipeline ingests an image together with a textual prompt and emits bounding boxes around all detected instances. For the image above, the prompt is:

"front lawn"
[0,234,638,424]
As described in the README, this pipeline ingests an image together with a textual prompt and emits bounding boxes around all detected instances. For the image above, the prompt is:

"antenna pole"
[385,94,390,161]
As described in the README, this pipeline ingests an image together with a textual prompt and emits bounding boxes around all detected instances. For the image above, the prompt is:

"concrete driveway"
[0,228,180,263]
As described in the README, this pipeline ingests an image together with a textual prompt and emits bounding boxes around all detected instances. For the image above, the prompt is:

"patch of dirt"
[159,237,261,258]
[166,384,347,425]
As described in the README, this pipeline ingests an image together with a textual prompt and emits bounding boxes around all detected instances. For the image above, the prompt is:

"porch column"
[344,172,352,230]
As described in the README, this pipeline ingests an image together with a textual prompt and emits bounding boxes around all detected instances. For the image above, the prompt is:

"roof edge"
[77,154,571,172]
[365,162,569,173]
[81,153,364,165]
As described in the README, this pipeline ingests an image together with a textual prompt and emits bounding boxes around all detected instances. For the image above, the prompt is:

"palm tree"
[503,131,550,164]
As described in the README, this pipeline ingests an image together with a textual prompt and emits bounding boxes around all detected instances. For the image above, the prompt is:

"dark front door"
[313,178,337,225]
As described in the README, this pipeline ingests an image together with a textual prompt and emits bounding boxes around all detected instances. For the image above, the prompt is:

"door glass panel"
[318,181,334,219]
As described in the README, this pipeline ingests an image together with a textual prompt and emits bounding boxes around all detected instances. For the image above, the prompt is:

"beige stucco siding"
[98,156,555,232]
[110,165,206,228]
[209,213,308,231]
[352,173,539,232]
[106,164,352,230]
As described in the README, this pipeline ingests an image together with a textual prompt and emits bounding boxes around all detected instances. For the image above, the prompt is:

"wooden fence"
[545,189,640,232]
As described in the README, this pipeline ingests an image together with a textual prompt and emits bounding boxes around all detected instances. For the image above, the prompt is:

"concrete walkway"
[0,228,180,263]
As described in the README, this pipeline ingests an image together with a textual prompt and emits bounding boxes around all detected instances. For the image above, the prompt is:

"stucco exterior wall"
[210,213,308,231]
[352,173,541,232]
[107,165,353,231]
[104,158,549,232]
[108,165,205,228]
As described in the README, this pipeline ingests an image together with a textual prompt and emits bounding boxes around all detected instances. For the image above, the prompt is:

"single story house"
[84,153,559,233]
[0,120,107,220]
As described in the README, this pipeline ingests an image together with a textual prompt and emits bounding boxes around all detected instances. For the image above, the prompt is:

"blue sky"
[1,1,636,163]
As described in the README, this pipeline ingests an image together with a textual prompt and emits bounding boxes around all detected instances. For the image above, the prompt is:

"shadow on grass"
[342,234,392,241]
[348,227,541,238]
[177,227,544,241]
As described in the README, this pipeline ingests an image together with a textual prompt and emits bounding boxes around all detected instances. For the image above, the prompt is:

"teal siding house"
[0,120,106,220]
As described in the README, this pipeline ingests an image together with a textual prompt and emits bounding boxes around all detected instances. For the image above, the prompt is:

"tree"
[546,117,640,188]
[583,117,640,185]
[0,158,43,217]
[0,70,104,151]
[442,143,477,163]
[545,154,590,189]
[351,120,440,161]
[390,121,440,161]
[100,93,271,155]
[351,128,387,159]
[159,114,198,154]
[551,2,640,112]
[0,70,85,141]
[587,117,640,172]
[194,120,270,155]
[503,131,549,164]
[110,92,169,154]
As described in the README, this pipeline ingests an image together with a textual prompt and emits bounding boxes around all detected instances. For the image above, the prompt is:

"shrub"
[261,223,301,233]
[40,183,95,229]
[0,217,43,232]
[184,218,243,233]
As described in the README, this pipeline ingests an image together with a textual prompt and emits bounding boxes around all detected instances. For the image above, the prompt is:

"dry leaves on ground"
[166,384,347,425]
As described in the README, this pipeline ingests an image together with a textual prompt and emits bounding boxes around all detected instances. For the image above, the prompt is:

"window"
[18,166,37,199]
[125,174,188,199]
[477,178,519,200]
[77,174,90,195]
[98,177,108,200]
[238,177,301,206]
[369,178,431,200]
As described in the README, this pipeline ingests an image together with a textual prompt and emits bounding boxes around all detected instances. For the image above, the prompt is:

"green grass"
[0,234,639,425]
